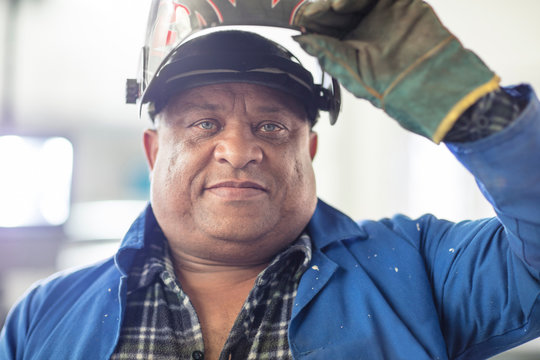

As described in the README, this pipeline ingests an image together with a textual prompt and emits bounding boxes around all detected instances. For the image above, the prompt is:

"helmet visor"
[142,0,310,92]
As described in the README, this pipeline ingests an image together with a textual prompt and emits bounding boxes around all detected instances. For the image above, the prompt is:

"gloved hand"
[293,0,500,143]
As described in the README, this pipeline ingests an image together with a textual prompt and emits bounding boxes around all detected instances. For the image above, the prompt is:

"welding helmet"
[126,0,341,124]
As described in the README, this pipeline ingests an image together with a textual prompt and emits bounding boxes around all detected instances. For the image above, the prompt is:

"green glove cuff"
[383,36,500,143]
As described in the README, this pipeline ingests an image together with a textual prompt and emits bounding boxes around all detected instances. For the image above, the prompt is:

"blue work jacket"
[1,85,540,359]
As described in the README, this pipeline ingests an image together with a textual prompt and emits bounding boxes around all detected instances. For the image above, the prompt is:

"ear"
[143,129,159,170]
[309,131,318,160]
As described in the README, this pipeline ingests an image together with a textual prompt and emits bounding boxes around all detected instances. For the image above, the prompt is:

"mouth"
[205,180,267,200]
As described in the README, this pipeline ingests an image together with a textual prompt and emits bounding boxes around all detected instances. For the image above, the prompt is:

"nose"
[213,125,263,169]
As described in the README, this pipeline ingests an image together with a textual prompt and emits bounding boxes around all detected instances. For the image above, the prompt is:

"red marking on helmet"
[271,0,281,8]
[195,11,208,26]
[206,0,224,23]
[166,31,176,46]
[164,3,191,46]
[228,0,237,6]
[289,0,307,25]
[174,2,191,15]
[150,2,176,49]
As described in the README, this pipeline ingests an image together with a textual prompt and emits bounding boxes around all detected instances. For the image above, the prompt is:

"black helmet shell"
[142,31,322,123]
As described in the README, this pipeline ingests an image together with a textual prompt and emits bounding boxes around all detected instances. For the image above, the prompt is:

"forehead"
[164,83,307,117]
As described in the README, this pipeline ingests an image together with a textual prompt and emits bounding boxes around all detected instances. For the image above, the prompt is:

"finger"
[295,0,372,37]
[330,0,377,13]
[301,0,332,17]
[295,7,361,37]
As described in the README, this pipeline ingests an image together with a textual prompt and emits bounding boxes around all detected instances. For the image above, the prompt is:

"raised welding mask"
[126,0,341,125]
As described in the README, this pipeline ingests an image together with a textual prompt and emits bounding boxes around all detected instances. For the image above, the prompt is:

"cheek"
[151,142,196,204]
[277,144,316,199]
[293,134,316,181]
[295,153,316,192]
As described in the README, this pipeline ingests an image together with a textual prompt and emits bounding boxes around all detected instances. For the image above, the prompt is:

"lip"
[205,180,267,200]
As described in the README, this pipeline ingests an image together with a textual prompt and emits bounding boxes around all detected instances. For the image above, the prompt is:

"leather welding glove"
[293,0,500,143]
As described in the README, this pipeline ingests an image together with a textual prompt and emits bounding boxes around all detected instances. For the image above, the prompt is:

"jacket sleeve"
[0,258,123,360]
[421,84,540,359]
[447,85,540,268]
[0,284,40,360]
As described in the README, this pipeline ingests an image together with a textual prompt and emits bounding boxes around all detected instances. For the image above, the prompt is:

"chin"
[200,225,296,265]
[203,216,275,243]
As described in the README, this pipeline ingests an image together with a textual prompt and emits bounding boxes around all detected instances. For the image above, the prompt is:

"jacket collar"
[115,203,156,275]
[307,199,367,249]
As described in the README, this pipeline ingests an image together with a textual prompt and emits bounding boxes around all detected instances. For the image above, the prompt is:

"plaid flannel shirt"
[111,224,312,360]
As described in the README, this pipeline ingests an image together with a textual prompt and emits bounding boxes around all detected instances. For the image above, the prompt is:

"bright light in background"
[0,135,73,227]
[58,200,148,269]
[64,200,147,241]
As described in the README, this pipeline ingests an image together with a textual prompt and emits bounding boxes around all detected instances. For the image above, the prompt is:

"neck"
[171,251,270,360]
[172,251,270,292]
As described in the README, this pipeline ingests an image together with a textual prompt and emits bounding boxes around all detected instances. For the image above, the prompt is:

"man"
[1,0,540,359]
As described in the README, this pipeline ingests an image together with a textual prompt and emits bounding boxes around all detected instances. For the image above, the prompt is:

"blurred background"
[0,0,539,358]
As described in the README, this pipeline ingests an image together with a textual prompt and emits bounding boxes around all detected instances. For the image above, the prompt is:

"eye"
[258,122,283,133]
[198,120,215,130]
[191,119,220,132]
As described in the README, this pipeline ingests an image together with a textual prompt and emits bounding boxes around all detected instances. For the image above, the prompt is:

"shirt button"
[192,350,204,360]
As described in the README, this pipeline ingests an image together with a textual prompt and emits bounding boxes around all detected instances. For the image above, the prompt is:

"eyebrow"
[254,105,289,113]
[172,102,223,113]
[170,102,293,115]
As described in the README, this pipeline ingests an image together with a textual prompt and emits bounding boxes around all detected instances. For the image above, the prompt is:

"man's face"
[144,83,318,265]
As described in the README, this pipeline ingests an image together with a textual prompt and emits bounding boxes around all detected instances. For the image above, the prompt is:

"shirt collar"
[255,233,312,288]
[126,232,173,294]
